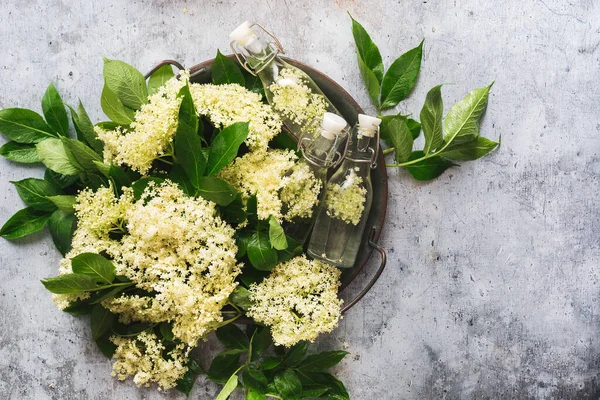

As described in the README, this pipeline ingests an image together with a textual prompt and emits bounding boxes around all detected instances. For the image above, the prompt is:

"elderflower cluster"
[54,181,240,347]
[269,68,329,126]
[189,83,281,152]
[217,149,320,221]
[247,256,342,347]
[325,170,367,225]
[96,75,187,175]
[111,331,189,390]
[279,162,323,220]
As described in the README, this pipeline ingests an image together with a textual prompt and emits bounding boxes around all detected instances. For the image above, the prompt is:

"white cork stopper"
[357,114,381,137]
[321,112,347,139]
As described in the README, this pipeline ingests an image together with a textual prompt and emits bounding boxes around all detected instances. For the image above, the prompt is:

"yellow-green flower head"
[218,149,321,222]
[54,181,240,347]
[247,255,342,347]
[190,83,282,152]
[269,68,328,127]
[111,331,189,390]
[325,170,367,226]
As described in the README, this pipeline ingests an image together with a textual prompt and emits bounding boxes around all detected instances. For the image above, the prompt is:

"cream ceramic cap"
[358,114,382,137]
[230,21,255,43]
[321,112,348,139]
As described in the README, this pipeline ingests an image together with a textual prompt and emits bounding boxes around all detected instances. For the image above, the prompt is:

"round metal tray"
[145,57,388,313]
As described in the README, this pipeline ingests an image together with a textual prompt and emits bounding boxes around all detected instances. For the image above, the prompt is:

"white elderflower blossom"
[217,149,320,222]
[247,255,342,347]
[96,75,187,174]
[54,181,240,347]
[269,68,328,127]
[189,83,281,152]
[280,162,322,220]
[325,171,367,225]
[111,331,189,390]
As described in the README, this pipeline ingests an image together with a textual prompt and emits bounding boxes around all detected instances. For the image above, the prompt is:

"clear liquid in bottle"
[307,114,381,268]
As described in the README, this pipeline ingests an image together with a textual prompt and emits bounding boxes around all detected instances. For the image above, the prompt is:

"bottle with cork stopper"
[307,114,382,268]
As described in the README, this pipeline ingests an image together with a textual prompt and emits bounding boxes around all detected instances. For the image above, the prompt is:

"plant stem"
[266,395,283,400]
[387,139,454,167]
[382,147,395,155]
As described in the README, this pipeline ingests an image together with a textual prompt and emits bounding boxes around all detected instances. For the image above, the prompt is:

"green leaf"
[11,178,62,211]
[443,83,492,145]
[242,368,268,394]
[216,324,249,351]
[268,215,287,250]
[381,116,413,163]
[47,195,76,214]
[100,85,135,125]
[0,108,56,143]
[297,351,349,372]
[301,384,329,398]
[216,373,239,400]
[277,236,303,263]
[229,286,252,311]
[41,273,100,294]
[296,371,349,400]
[62,137,103,172]
[212,49,245,86]
[438,136,499,160]
[42,83,69,136]
[356,55,381,107]
[44,168,79,188]
[380,40,423,109]
[48,210,75,255]
[95,333,117,359]
[283,342,308,367]
[169,164,194,195]
[206,122,248,176]
[0,207,51,239]
[103,58,148,110]
[90,284,131,305]
[36,138,80,175]
[95,121,120,131]
[68,102,104,154]
[220,193,247,225]
[148,64,175,95]
[407,118,422,140]
[404,151,458,181]
[251,327,272,361]
[0,141,40,163]
[421,84,444,154]
[159,322,175,342]
[196,177,238,206]
[175,368,197,397]
[246,390,266,400]
[175,84,205,186]
[208,349,243,384]
[246,195,258,225]
[132,177,164,200]
[247,231,278,271]
[274,369,302,400]
[71,253,116,284]
[63,300,94,316]
[261,356,281,371]
[91,304,116,341]
[349,15,384,83]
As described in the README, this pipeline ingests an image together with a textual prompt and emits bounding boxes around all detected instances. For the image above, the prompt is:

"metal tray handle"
[341,227,387,313]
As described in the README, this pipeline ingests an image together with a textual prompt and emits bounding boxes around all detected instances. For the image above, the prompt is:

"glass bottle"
[307,114,381,268]
[229,21,341,139]
[281,112,349,244]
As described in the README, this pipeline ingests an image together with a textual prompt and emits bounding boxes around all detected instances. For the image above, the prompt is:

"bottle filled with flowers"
[307,114,381,268]
[280,112,349,244]
[229,21,341,139]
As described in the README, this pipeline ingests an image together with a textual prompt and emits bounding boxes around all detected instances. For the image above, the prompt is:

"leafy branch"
[350,16,499,180]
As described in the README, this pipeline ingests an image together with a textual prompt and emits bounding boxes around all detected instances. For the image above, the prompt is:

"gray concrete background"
[0,0,599,399]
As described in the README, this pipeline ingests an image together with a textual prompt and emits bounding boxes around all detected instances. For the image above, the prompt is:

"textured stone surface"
[1,0,599,399]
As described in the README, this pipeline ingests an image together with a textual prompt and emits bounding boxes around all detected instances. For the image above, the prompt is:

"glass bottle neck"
[345,126,376,162]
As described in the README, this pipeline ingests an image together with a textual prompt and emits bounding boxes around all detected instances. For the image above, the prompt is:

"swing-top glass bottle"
[307,114,382,268]
[281,112,349,244]
[229,21,342,139]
